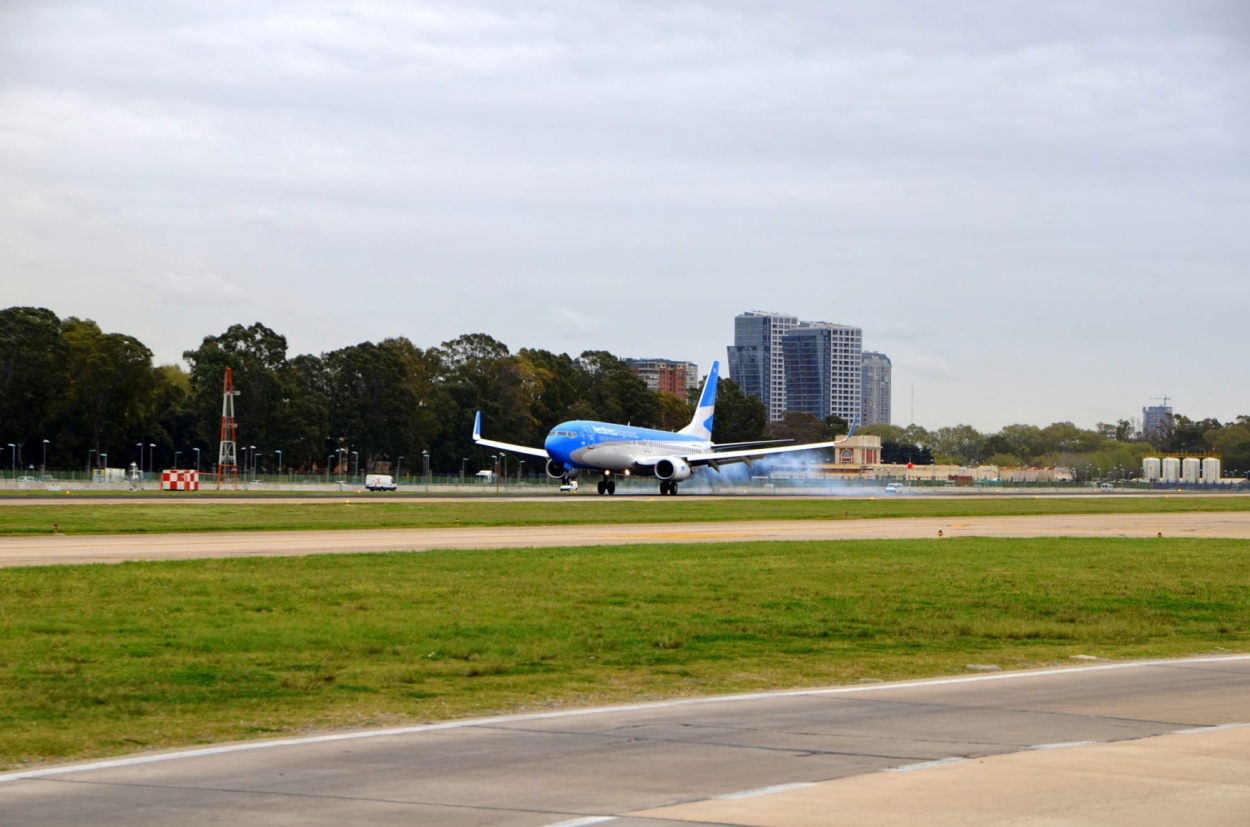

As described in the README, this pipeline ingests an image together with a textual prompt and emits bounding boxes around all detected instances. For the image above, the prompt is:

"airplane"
[473,360,857,495]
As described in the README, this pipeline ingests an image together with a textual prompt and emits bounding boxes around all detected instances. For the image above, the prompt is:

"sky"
[2,1,1248,432]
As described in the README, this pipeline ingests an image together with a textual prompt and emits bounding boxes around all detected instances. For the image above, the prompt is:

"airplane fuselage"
[545,420,710,476]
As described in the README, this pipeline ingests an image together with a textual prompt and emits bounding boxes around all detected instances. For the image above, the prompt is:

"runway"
[3,510,1250,567]
[3,656,1249,825]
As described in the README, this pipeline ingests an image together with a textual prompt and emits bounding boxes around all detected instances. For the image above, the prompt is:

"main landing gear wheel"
[659,480,678,495]
[597,479,616,495]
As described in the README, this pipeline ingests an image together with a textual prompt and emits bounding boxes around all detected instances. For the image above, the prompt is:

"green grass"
[2,536,1248,768]
[1,494,1249,536]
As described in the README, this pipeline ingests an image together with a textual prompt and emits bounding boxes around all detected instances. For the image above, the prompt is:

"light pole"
[396,456,404,485]
[336,447,346,481]
[326,454,334,484]
[174,451,181,470]
[7,444,15,479]
[193,447,201,473]
[149,443,155,473]
[422,450,430,491]
[274,450,282,481]
[88,448,96,473]
[42,439,49,476]
[136,443,144,479]
[351,450,359,482]
[248,446,256,480]
[461,458,468,484]
[100,453,107,474]
[519,460,525,485]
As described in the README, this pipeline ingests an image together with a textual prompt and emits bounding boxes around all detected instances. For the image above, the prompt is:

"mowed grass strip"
[2,537,1248,768]
[1,494,1249,535]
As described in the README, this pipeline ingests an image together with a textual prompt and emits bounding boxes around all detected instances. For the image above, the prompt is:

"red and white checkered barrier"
[160,469,200,491]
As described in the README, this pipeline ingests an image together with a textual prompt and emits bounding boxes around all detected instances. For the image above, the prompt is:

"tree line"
[2,306,1247,478]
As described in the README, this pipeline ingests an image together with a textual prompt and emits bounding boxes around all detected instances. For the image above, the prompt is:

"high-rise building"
[726,311,798,421]
[781,322,863,423]
[861,351,892,426]
[625,359,700,399]
[1143,398,1172,444]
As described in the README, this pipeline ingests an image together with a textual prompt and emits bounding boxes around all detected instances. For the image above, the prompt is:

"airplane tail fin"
[678,361,719,440]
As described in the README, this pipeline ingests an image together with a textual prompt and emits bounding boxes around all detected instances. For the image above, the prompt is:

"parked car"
[884,483,905,494]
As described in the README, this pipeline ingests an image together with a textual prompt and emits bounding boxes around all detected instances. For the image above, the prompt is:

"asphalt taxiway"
[3,657,1249,826]
[3,510,1250,567]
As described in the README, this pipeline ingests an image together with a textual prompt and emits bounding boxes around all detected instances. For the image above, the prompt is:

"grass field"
[1,494,1249,536]
[2,536,1248,768]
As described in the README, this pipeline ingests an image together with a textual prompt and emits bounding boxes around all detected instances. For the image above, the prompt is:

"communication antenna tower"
[216,367,240,490]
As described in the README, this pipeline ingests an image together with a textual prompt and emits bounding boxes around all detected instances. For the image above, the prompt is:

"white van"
[365,474,396,491]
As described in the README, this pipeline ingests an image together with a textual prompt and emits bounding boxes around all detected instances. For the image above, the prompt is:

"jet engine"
[546,459,576,480]
[653,457,692,482]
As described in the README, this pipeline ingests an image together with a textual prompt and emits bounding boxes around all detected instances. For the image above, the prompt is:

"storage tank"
[1142,458,1161,482]
[1202,457,1222,484]
[1181,457,1201,484]
[1161,457,1181,483]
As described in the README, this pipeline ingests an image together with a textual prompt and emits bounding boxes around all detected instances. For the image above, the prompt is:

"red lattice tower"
[216,367,240,490]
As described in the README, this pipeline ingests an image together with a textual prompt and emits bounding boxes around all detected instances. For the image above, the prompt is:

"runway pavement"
[3,656,1249,826]
[3,510,1250,567]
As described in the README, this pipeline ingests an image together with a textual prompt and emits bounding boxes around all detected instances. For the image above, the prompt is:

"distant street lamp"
[351,450,359,481]
[274,450,283,480]
[461,458,468,482]
[396,456,405,484]
[174,451,181,470]
[326,454,335,484]
[7,444,15,479]
[136,443,144,478]
[248,446,256,480]
[148,443,155,473]
[88,448,97,473]
[422,450,430,491]
[193,447,201,473]
[100,453,107,472]
[42,439,49,475]
[519,460,525,484]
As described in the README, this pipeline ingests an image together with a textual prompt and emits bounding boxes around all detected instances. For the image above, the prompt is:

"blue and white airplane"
[473,361,856,495]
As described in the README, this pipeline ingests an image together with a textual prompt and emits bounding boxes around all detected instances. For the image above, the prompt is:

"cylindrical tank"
[1181,457,1201,484]
[1161,457,1181,483]
[1143,458,1161,481]
[1203,457,1222,484]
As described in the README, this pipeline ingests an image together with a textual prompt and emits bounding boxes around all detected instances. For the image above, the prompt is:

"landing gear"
[659,480,678,496]
[596,478,617,495]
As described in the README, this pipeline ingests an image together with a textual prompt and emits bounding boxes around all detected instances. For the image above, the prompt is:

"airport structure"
[861,351,892,426]
[625,359,700,399]
[727,310,878,424]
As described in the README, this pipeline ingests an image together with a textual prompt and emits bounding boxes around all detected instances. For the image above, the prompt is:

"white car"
[884,483,905,494]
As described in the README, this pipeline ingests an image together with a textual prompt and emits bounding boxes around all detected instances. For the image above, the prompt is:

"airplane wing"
[472,411,551,459]
[685,418,859,467]
[709,439,793,451]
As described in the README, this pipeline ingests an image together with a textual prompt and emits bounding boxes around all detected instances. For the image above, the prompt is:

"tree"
[928,425,986,465]
[0,307,69,461]
[183,323,320,472]
[711,378,767,444]
[766,411,826,444]
[57,317,159,462]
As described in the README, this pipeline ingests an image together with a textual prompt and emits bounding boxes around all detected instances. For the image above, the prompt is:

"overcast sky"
[2,1,1247,431]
